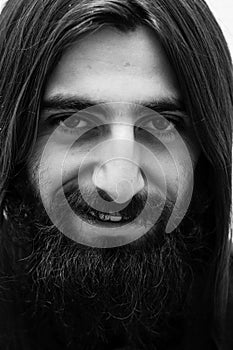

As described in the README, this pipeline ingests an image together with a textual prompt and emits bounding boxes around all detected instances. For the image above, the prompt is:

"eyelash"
[47,112,183,140]
[138,115,183,143]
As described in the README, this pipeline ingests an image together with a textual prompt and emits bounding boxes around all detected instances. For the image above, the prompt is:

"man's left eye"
[138,115,177,132]
[146,117,175,131]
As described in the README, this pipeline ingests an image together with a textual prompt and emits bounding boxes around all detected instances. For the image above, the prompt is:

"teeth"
[108,215,122,222]
[89,210,124,222]
[99,213,106,220]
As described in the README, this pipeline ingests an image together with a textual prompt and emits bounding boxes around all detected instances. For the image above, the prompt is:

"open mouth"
[80,206,138,226]
[63,185,149,229]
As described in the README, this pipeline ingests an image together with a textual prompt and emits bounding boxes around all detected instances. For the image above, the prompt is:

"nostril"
[96,187,115,202]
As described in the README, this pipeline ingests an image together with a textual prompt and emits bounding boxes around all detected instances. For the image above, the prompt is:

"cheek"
[160,161,189,202]
[162,142,199,204]
[27,137,69,205]
[28,136,89,210]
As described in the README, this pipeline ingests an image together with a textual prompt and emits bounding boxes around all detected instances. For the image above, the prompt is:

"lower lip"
[78,209,156,233]
[54,208,155,248]
[81,211,134,227]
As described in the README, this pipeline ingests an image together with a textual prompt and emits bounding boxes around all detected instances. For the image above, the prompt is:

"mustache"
[60,183,175,221]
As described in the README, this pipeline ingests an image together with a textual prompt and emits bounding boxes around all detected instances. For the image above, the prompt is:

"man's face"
[28,25,200,248]
[9,26,210,349]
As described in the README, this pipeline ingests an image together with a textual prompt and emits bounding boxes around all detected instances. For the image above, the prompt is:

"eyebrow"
[42,95,185,113]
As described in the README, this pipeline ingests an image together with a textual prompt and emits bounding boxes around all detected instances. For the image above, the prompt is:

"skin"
[28,25,201,247]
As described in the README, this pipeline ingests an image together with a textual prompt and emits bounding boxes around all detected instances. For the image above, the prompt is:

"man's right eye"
[47,112,99,135]
[53,114,88,128]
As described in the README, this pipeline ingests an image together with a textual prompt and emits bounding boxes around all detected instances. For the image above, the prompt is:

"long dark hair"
[0,0,232,345]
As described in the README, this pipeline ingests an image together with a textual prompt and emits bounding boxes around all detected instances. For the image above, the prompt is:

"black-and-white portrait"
[0,1,232,349]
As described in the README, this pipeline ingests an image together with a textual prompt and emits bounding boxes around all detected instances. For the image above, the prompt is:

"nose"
[92,122,145,203]
[93,159,145,203]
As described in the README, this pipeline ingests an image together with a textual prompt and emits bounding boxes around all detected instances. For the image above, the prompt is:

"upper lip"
[61,178,167,224]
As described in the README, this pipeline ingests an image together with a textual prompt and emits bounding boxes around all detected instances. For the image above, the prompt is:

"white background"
[206,0,233,59]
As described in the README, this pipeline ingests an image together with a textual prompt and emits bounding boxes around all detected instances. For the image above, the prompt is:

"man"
[0,0,232,349]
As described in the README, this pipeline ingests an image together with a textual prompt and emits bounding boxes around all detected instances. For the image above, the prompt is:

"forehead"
[44,25,181,104]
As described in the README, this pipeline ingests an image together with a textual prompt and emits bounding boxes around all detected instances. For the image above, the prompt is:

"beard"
[2,163,213,350]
